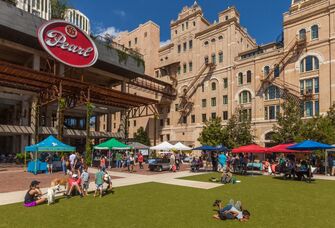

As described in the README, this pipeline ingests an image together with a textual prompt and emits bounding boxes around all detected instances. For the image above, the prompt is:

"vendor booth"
[25,135,76,174]
[93,138,131,168]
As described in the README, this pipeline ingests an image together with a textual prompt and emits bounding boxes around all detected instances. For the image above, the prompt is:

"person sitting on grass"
[66,174,83,198]
[221,169,233,184]
[24,180,47,207]
[94,166,104,198]
[212,199,250,222]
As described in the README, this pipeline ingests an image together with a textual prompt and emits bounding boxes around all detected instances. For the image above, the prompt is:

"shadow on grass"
[272,176,316,184]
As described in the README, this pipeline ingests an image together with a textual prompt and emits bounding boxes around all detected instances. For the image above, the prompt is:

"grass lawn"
[1,174,335,228]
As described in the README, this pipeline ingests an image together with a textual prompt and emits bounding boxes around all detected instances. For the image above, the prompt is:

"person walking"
[100,156,106,171]
[94,167,104,198]
[129,154,135,172]
[138,153,144,169]
[61,154,67,175]
[46,153,53,174]
[69,152,76,172]
[116,152,122,168]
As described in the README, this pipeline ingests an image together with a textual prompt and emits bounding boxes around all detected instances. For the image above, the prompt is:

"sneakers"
[229,199,234,206]
[235,201,242,210]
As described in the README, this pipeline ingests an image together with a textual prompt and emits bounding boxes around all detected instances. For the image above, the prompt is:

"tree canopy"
[50,0,69,19]
[134,127,151,146]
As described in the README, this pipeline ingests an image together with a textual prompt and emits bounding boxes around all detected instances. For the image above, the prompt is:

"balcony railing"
[92,35,144,60]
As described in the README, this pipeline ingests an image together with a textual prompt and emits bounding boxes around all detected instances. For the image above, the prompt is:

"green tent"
[94,138,131,150]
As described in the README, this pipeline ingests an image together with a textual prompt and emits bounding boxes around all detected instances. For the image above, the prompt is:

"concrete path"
[0,170,220,206]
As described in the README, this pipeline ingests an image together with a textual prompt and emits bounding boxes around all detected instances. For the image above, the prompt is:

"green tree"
[327,104,335,125]
[198,117,225,146]
[222,109,254,148]
[50,0,69,19]
[272,98,303,143]
[134,127,151,146]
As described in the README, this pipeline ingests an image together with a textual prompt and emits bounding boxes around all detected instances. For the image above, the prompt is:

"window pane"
[264,107,268,120]
[211,98,216,107]
[223,78,228,88]
[314,78,319,93]
[306,79,313,94]
[311,25,319,39]
[269,106,276,120]
[305,56,313,72]
[300,81,304,95]
[306,101,313,117]
[315,100,319,115]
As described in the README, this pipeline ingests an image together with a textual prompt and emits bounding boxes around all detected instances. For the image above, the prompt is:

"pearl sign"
[38,20,98,68]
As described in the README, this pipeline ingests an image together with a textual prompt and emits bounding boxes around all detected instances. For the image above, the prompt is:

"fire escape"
[178,62,216,116]
[258,35,309,105]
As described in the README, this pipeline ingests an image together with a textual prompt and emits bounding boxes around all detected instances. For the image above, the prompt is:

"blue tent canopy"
[216,144,228,152]
[288,140,335,151]
[25,135,76,152]
[193,145,217,151]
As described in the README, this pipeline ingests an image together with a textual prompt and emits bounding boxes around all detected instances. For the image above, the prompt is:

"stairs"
[259,36,307,105]
[178,62,215,114]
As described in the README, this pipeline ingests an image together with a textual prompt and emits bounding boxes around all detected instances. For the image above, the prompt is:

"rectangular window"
[201,84,205,92]
[306,79,313,94]
[269,106,276,120]
[186,21,189,29]
[202,99,207,108]
[166,118,170,126]
[177,66,181,75]
[238,75,243,85]
[315,100,319,116]
[211,97,216,107]
[211,113,216,119]
[160,119,164,127]
[223,95,228,105]
[167,134,170,141]
[113,123,116,129]
[133,120,136,127]
[211,55,216,64]
[128,41,131,47]
[306,57,313,72]
[191,115,195,123]
[183,42,187,52]
[219,53,223,63]
[183,64,187,73]
[264,107,268,120]
[223,111,228,120]
[223,78,228,88]
[314,78,319,94]
[135,37,138,45]
[274,66,280,77]
[305,101,313,117]
[175,104,179,111]
[182,24,184,31]
[178,45,181,53]
[300,81,304,95]
[182,116,187,124]
[189,40,193,49]
[189,62,193,72]
[202,114,207,122]
[160,135,164,142]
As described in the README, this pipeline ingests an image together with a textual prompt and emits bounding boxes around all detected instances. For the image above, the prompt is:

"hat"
[72,174,78,178]
[30,180,40,187]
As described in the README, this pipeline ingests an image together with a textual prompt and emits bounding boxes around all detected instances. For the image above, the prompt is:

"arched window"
[265,132,275,141]
[299,28,306,40]
[218,35,223,40]
[204,41,209,46]
[246,70,252,83]
[238,72,243,85]
[311,25,319,40]
[274,65,280,77]
[211,82,216,91]
[204,56,209,64]
[211,54,216,64]
[264,66,270,77]
[211,38,216,43]
[300,56,319,72]
[265,85,280,100]
[239,91,252,104]
[218,51,223,63]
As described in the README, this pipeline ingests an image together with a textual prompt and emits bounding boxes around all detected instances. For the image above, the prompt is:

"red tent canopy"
[266,143,310,153]
[232,144,267,154]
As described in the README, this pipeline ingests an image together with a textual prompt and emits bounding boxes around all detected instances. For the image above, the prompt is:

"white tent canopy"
[150,141,174,150]
[173,142,192,151]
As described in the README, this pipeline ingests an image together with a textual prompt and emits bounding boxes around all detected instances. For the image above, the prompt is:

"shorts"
[96,184,103,190]
[130,161,134,165]
[24,201,37,207]
[47,164,53,169]
[83,182,89,190]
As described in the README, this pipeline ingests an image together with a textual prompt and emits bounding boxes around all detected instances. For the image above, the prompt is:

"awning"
[232,144,267,154]
[288,140,335,151]
[94,138,131,150]
[266,143,310,153]
[25,135,75,152]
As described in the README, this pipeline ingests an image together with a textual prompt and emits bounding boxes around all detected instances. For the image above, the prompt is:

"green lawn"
[1,174,335,228]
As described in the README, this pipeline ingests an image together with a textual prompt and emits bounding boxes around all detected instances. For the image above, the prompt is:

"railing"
[92,35,144,60]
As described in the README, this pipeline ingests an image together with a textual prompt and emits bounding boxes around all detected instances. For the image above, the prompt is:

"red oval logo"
[38,20,98,68]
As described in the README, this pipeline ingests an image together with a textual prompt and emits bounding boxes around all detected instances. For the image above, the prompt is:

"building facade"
[114,0,335,147]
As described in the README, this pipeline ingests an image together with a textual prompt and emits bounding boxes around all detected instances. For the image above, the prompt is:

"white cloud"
[113,10,126,17]
[96,26,128,38]
[160,39,171,47]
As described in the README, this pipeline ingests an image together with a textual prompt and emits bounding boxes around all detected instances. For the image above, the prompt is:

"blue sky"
[69,0,291,45]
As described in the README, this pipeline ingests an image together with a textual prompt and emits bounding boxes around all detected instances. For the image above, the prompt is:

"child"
[80,166,90,196]
[94,166,104,198]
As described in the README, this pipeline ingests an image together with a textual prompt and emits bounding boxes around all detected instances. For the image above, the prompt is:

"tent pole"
[34,151,37,175]
[108,149,111,169]
[24,151,27,172]
[325,149,328,176]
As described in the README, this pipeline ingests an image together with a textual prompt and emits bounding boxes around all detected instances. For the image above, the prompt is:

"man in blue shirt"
[218,153,227,171]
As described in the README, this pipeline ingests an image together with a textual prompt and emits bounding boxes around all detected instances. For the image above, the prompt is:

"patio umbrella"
[173,142,192,151]
[266,143,311,153]
[192,145,217,151]
[288,140,335,176]
[232,144,267,154]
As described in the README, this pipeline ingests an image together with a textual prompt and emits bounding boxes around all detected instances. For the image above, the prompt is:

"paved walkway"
[0,169,221,206]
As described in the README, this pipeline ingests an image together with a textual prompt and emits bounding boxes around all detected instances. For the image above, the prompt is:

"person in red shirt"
[138,153,144,169]
[100,156,106,170]
[65,174,83,198]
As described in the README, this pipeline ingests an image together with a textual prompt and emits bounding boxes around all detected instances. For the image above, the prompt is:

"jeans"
[116,160,121,168]
[62,163,67,175]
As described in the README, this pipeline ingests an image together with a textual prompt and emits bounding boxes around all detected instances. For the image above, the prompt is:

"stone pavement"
[0,169,221,206]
